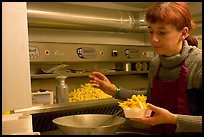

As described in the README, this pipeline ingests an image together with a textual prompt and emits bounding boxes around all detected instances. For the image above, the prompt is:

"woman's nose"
[151,34,159,42]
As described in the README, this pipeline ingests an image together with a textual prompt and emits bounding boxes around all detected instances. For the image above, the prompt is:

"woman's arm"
[89,72,146,100]
[129,103,202,133]
[89,71,117,96]
[176,114,202,132]
[129,103,177,125]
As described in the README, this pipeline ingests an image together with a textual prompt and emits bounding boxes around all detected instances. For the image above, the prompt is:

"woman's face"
[148,23,184,56]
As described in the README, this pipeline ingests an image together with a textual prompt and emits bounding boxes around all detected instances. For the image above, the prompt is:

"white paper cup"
[123,108,152,118]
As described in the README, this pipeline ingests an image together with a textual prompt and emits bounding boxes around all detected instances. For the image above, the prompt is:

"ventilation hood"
[26,2,148,33]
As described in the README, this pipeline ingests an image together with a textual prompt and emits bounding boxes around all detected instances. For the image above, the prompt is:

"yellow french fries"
[119,94,147,109]
[68,83,112,102]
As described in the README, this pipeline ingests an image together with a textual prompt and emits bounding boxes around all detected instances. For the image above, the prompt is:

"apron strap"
[156,63,162,80]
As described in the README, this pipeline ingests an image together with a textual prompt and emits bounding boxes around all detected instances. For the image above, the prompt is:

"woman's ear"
[180,27,189,41]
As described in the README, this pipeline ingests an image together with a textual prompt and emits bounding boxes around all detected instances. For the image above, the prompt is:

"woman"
[89,2,202,135]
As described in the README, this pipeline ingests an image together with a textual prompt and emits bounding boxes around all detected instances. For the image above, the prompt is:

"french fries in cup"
[119,95,152,118]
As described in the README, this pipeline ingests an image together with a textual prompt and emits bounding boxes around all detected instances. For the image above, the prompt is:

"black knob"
[112,50,118,56]
[125,49,130,58]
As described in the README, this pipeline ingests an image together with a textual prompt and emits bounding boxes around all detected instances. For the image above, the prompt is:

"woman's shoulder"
[150,55,160,66]
[186,47,202,89]
[186,46,202,66]
[190,46,202,57]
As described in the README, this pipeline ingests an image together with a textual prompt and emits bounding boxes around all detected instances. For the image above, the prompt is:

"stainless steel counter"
[15,98,119,115]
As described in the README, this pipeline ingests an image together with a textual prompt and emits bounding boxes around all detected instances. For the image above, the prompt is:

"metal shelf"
[31,71,149,79]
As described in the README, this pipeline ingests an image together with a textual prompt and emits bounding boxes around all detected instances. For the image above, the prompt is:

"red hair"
[146,2,197,46]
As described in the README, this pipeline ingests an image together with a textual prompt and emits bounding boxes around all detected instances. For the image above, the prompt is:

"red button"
[45,50,50,55]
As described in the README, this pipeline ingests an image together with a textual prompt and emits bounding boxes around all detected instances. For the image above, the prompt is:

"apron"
[150,62,190,135]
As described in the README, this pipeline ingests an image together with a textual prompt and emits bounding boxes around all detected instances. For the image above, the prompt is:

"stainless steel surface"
[15,98,152,135]
[41,64,68,74]
[27,2,201,33]
[55,76,68,103]
[29,42,154,63]
[52,114,126,135]
[28,28,153,105]
[29,42,153,96]
[15,98,123,132]
[41,119,152,135]
[15,98,119,115]
[66,2,154,11]
[27,2,148,33]
[97,109,123,127]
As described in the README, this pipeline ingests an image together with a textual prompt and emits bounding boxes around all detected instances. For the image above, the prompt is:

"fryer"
[15,98,152,135]
[27,27,154,135]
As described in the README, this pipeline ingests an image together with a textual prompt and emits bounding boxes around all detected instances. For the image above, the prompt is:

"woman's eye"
[148,30,153,34]
[148,30,167,36]
[158,31,166,35]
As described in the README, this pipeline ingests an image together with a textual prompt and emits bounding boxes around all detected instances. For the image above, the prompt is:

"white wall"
[2,2,32,112]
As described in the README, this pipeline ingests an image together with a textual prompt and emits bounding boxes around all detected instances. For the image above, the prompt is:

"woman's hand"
[129,103,177,125]
[89,72,117,96]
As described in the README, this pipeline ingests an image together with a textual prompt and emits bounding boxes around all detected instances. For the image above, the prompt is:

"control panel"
[29,42,155,62]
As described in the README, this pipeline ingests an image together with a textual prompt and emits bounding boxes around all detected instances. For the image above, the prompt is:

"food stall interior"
[14,2,202,135]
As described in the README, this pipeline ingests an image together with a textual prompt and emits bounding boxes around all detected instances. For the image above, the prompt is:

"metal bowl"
[52,114,126,135]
